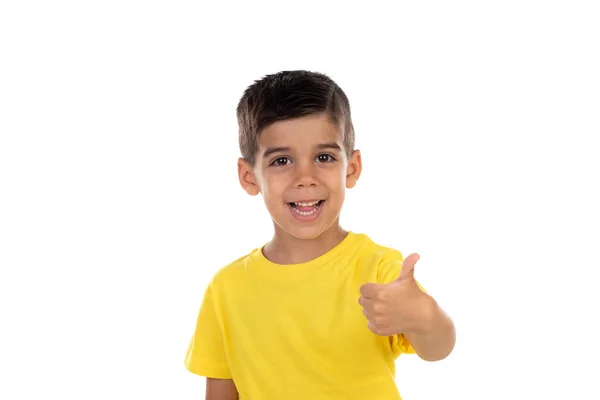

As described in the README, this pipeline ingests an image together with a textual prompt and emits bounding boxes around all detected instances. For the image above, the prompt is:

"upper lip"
[288,199,324,203]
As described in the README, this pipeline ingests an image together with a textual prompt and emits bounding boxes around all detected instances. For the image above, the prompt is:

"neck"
[263,222,348,265]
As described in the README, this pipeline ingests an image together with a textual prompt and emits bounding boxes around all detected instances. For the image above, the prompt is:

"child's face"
[238,113,362,240]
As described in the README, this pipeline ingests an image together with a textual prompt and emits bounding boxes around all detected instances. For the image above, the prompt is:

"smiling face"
[238,113,362,240]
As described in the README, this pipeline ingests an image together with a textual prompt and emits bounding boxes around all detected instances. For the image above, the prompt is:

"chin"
[269,199,343,240]
[288,227,328,241]
[277,219,340,241]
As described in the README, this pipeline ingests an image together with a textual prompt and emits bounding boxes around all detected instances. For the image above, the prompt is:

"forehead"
[258,114,342,149]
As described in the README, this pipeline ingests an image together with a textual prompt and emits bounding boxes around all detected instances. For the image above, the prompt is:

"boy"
[184,70,456,400]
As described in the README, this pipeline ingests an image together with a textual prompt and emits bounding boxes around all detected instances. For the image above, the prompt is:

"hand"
[358,253,433,336]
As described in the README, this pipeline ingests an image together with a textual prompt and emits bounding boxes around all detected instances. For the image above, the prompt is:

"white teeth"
[293,207,318,216]
[290,200,323,216]
[295,201,319,207]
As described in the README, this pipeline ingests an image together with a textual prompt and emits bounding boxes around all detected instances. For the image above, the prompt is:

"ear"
[346,149,362,189]
[237,158,260,196]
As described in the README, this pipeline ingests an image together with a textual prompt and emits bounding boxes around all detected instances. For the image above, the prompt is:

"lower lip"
[288,201,325,223]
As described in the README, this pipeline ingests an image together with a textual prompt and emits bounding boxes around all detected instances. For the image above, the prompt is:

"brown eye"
[316,154,334,163]
[272,157,291,166]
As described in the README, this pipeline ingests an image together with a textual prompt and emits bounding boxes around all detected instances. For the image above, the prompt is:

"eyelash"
[316,154,335,163]
[270,154,336,166]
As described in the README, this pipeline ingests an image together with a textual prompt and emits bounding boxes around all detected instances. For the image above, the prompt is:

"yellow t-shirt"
[185,232,419,400]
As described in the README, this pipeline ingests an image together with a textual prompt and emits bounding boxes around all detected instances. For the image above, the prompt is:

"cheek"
[321,170,345,193]
[260,175,286,199]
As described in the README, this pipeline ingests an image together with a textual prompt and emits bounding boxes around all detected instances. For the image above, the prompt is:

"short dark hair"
[236,70,355,166]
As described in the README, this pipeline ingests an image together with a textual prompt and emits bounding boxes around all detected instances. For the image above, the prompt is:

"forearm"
[405,297,456,362]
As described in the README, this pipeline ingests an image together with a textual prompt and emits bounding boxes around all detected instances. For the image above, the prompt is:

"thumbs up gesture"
[359,253,434,337]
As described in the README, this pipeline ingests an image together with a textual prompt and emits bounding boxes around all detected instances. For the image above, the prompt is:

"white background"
[1,1,599,399]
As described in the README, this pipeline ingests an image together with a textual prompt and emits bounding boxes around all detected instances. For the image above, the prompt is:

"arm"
[359,252,456,362]
[404,295,456,362]
[206,378,238,400]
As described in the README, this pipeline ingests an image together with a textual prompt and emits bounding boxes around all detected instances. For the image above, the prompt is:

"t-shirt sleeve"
[184,280,232,379]
[377,249,427,358]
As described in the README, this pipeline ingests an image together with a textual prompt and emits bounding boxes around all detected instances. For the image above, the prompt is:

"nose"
[293,160,318,187]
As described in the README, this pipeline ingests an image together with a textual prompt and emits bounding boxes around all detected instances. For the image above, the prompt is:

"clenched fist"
[358,253,434,336]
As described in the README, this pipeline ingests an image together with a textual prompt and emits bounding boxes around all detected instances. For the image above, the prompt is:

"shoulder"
[354,232,404,263]
[206,248,260,290]
[353,233,405,284]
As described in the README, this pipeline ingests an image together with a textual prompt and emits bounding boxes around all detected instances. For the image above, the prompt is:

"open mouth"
[288,200,325,216]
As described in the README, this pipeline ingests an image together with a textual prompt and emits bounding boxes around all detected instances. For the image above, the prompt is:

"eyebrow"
[262,142,342,159]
